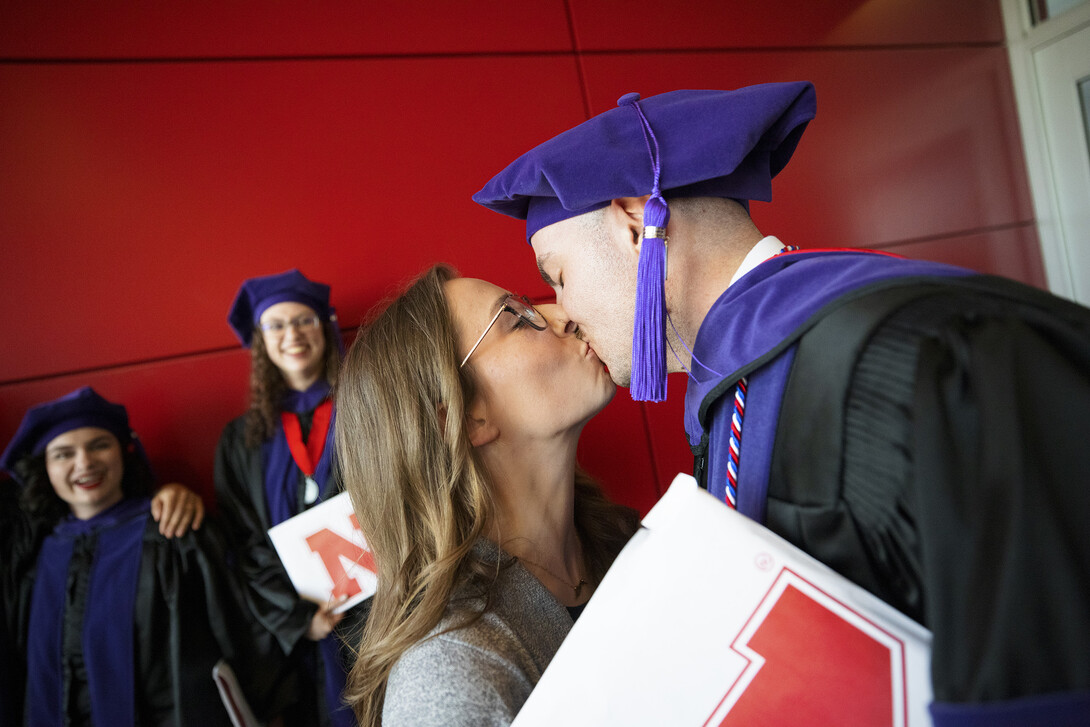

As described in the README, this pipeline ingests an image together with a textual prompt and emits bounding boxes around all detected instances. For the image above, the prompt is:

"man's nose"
[539,303,578,336]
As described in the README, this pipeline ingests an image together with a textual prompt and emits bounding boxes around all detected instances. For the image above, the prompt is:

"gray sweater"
[381,540,573,727]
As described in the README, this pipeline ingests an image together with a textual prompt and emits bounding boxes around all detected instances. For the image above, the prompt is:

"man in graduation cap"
[473,83,1090,724]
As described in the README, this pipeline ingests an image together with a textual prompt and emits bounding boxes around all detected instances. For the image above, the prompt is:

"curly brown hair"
[244,319,342,447]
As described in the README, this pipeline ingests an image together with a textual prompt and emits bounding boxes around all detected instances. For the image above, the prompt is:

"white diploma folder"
[513,474,933,726]
[267,491,377,614]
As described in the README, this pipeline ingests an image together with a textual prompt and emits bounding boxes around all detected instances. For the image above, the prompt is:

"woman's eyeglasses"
[460,295,546,368]
[259,314,322,336]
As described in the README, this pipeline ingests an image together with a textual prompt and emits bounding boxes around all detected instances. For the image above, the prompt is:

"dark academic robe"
[5,497,272,727]
[685,249,1090,725]
[215,400,366,727]
[0,478,47,726]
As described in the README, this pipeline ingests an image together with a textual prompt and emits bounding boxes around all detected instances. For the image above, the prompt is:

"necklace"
[516,556,588,598]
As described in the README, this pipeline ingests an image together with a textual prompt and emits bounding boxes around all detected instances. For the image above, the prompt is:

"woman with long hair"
[215,268,364,727]
[0,387,270,726]
[335,265,640,727]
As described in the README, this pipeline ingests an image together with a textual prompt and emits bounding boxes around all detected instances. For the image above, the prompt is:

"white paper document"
[513,474,933,726]
[267,491,377,613]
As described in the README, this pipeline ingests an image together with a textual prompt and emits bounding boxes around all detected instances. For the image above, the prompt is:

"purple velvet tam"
[227,269,334,347]
[0,387,133,479]
[472,82,817,240]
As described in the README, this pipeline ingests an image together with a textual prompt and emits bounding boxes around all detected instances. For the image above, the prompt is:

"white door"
[1004,0,1090,304]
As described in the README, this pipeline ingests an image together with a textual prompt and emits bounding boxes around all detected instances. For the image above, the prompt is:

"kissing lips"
[583,341,610,373]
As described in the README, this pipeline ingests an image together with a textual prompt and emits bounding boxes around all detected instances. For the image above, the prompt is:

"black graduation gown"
[215,415,318,653]
[133,515,274,725]
[214,414,367,727]
[4,504,275,726]
[0,478,47,726]
[696,271,1090,716]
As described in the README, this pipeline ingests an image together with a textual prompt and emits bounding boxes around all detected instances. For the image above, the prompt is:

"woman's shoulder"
[382,551,574,727]
[383,610,537,727]
[141,511,230,561]
[217,412,250,446]
[401,599,539,670]
[214,414,264,491]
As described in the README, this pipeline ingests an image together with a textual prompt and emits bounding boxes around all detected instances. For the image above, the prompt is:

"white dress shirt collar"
[728,236,786,287]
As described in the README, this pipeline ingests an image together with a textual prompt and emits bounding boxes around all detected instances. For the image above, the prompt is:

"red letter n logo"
[304,516,377,600]
[705,570,909,727]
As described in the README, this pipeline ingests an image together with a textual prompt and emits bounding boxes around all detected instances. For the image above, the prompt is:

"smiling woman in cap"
[474,83,1090,722]
[0,387,272,726]
[215,268,365,727]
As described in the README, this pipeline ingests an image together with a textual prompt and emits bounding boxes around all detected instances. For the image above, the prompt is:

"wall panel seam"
[0,41,1005,66]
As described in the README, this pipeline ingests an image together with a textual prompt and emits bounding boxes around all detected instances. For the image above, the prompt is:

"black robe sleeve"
[0,479,45,726]
[134,516,295,725]
[771,276,1090,706]
[213,416,318,655]
[913,312,1090,702]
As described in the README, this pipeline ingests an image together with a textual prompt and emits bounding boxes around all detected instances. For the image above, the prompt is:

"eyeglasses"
[259,314,323,336]
[460,295,547,368]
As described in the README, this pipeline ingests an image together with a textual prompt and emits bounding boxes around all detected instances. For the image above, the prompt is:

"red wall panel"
[569,0,1004,50]
[581,48,1034,273]
[0,56,584,382]
[0,2,572,58]
[0,1,1044,518]
[882,224,1046,285]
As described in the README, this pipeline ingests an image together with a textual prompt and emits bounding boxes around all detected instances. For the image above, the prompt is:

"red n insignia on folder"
[304,514,377,599]
[706,570,909,727]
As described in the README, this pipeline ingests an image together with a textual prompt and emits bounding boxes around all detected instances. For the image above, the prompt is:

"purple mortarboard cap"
[472,82,816,402]
[1,387,134,481]
[473,82,816,239]
[228,269,337,347]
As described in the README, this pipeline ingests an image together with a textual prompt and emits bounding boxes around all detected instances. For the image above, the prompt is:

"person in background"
[472,83,1090,724]
[0,387,269,726]
[334,264,640,727]
[216,268,365,727]
[1,392,205,726]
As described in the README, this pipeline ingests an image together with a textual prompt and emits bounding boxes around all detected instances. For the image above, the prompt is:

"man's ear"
[607,196,652,252]
[465,399,500,448]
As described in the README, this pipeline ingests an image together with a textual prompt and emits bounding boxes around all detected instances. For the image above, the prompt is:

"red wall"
[0,1,1040,516]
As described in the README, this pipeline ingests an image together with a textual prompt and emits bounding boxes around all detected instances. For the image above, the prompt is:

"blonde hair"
[334,264,637,725]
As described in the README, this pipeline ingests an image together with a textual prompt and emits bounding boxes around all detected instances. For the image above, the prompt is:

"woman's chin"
[589,384,616,418]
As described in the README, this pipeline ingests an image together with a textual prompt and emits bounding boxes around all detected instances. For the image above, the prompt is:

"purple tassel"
[631,195,669,401]
[624,92,671,402]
